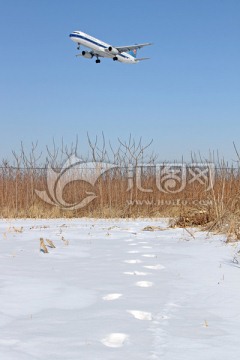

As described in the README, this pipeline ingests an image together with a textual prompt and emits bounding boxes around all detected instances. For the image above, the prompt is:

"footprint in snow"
[127,250,140,254]
[124,259,142,264]
[102,293,122,301]
[101,333,129,348]
[144,264,165,270]
[142,254,156,258]
[127,310,152,321]
[135,281,153,288]
[124,271,149,276]
[142,246,152,249]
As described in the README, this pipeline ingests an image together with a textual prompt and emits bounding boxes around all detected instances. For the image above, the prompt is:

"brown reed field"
[1,136,240,240]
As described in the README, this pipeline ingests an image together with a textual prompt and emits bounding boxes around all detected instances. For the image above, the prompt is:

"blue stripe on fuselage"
[69,33,107,49]
[69,33,128,59]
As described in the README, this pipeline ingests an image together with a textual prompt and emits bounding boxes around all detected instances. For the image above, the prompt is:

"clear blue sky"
[1,0,240,163]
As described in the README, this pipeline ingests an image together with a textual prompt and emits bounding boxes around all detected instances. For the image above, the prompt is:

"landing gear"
[77,44,80,50]
[96,59,101,64]
[113,56,118,61]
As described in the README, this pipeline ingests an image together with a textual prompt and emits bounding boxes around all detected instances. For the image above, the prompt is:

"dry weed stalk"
[46,239,56,248]
[40,238,48,253]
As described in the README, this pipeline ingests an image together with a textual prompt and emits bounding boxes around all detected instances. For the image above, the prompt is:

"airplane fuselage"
[69,31,137,64]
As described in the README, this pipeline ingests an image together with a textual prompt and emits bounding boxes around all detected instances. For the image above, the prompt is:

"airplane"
[69,30,152,64]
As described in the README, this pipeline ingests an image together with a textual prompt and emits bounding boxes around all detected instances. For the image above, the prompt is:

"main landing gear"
[95,56,101,64]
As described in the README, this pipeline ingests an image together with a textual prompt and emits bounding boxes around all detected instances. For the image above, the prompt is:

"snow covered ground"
[0,218,240,360]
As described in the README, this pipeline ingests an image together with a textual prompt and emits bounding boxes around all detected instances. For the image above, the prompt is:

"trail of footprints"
[101,236,165,348]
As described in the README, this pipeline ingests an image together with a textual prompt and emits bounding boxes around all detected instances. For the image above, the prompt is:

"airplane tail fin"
[128,48,138,58]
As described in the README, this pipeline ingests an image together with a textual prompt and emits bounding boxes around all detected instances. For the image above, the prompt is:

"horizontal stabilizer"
[136,57,150,61]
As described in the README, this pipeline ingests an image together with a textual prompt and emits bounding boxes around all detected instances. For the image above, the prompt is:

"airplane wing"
[76,50,104,58]
[115,43,153,53]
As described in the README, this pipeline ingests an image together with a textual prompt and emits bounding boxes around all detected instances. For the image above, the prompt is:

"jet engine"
[82,51,93,58]
[108,46,119,55]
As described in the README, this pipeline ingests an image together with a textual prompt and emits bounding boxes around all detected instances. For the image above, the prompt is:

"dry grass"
[1,137,240,240]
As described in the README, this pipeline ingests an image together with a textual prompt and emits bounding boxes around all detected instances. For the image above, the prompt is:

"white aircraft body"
[69,30,152,64]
